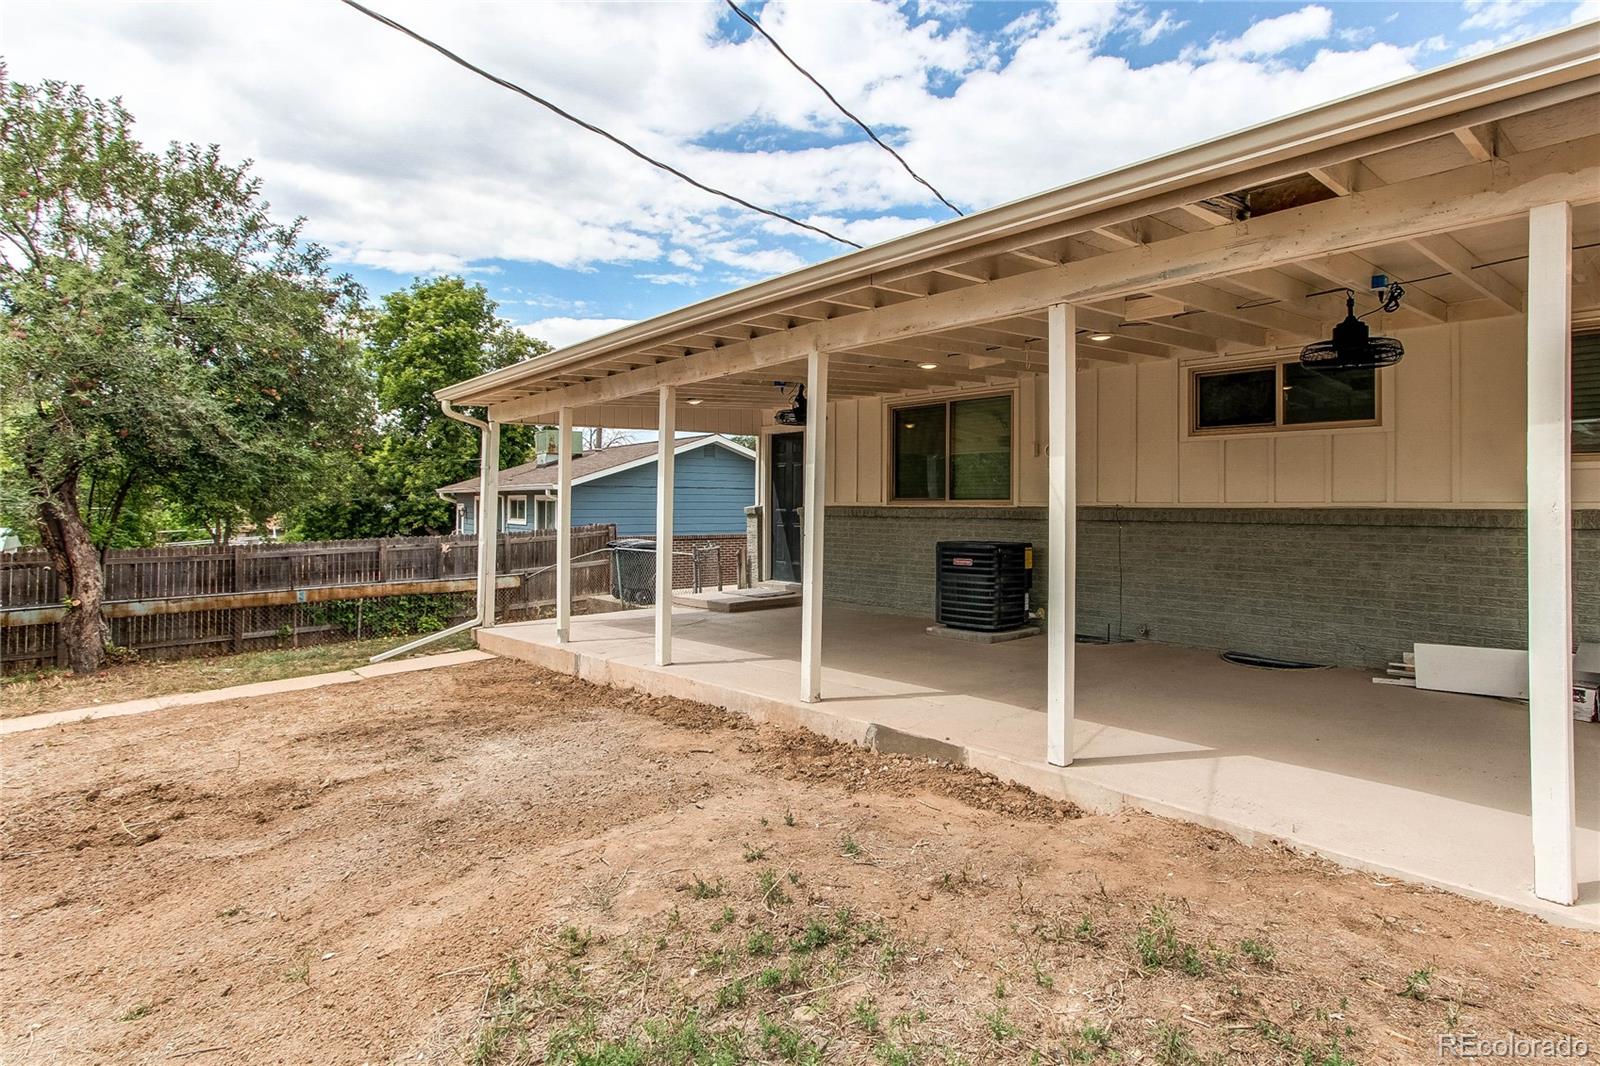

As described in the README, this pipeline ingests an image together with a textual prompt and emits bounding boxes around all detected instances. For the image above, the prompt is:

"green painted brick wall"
[820,505,1600,669]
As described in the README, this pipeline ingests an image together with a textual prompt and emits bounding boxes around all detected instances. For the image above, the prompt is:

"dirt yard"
[2,659,1595,1065]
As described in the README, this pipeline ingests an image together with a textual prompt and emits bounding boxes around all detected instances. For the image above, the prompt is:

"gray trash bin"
[609,539,657,605]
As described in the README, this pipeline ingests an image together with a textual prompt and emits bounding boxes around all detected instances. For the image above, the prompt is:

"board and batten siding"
[571,444,755,536]
[823,317,1600,509]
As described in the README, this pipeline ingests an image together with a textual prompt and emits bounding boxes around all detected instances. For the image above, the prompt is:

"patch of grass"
[791,917,834,954]
[1239,937,1276,967]
[689,876,725,900]
[1133,904,1205,977]
[1402,965,1434,1002]
[558,925,593,958]
[757,1015,823,1064]
[743,844,767,862]
[1301,1039,1357,1066]
[756,967,786,991]
[852,997,882,1033]
[1152,1020,1197,1065]
[283,956,311,985]
[709,906,736,933]
[216,905,243,919]
[117,1003,152,1022]
[1,632,477,720]
[715,978,749,1012]
[841,834,863,858]
[697,947,733,974]
[1067,1021,1112,1062]
[747,929,776,957]
[1031,960,1054,990]
[875,1039,919,1065]
[980,1002,1017,1043]
[1255,1018,1298,1052]
[756,869,789,907]
[783,808,797,827]
[470,961,530,1066]
[1074,913,1103,946]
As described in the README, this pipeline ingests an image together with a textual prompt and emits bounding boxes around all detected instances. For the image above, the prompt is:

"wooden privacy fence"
[0,526,617,673]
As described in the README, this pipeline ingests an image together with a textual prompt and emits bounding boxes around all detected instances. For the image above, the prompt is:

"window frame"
[506,495,529,524]
[1187,356,1383,437]
[887,389,1017,506]
[1573,328,1600,459]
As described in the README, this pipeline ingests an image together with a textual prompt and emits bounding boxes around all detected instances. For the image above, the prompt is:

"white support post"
[1046,303,1076,767]
[1526,201,1576,906]
[475,420,501,627]
[655,387,676,666]
[556,407,574,644]
[800,350,829,703]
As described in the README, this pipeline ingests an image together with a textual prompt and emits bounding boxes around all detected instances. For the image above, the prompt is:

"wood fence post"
[231,546,246,652]
[53,569,68,668]
[377,541,389,583]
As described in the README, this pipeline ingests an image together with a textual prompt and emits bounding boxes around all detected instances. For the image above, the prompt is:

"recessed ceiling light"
[1088,332,1112,342]
[685,398,704,405]
[918,361,939,370]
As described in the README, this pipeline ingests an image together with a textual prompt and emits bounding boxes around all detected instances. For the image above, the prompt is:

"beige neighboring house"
[437,26,1600,924]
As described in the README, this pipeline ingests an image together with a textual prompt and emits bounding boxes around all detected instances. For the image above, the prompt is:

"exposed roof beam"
[1296,252,1451,323]
[1159,283,1322,339]
[489,137,1600,421]
[1453,122,1499,162]
[1409,233,1525,312]
[1308,158,1383,196]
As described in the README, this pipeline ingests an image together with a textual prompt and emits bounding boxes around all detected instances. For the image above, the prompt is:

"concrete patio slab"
[0,648,494,736]
[479,606,1599,930]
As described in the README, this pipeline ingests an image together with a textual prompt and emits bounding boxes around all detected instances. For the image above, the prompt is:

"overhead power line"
[338,0,862,249]
[724,0,963,217]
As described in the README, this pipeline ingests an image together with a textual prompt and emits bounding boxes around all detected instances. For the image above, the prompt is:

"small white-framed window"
[535,498,556,529]
[1189,357,1380,435]
[506,495,529,524]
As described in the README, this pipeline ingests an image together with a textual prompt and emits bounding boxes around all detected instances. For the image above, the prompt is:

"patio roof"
[438,22,1600,428]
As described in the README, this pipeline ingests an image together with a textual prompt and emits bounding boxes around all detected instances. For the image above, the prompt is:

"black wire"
[724,0,964,217]
[337,0,863,249]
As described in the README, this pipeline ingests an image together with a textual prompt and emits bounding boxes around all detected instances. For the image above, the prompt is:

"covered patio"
[439,26,1600,924]
[482,605,1598,927]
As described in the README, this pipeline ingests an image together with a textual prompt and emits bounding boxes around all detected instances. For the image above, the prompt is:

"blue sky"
[10,1,1599,348]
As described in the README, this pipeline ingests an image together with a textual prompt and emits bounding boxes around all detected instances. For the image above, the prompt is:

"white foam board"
[1413,643,1529,699]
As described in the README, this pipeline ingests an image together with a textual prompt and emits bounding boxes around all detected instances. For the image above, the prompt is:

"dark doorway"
[769,431,804,582]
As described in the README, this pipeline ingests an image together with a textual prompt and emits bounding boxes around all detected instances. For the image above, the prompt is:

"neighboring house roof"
[437,434,754,496]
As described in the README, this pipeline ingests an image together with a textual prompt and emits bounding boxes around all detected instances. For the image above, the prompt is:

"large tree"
[0,76,369,672]
[291,276,551,539]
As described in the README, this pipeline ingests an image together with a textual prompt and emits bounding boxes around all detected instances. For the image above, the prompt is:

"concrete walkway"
[480,606,1599,930]
[0,649,494,736]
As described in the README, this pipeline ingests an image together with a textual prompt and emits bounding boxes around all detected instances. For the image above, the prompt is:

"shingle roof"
[438,435,715,495]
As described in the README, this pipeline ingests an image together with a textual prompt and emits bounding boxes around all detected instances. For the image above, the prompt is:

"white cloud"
[1461,0,1529,30]
[636,271,701,286]
[3,0,1465,301]
[1193,5,1334,61]
[518,317,638,349]
[1571,0,1600,21]
[1126,8,1188,46]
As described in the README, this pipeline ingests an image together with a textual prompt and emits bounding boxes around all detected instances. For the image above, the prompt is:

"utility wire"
[724,0,963,217]
[338,0,862,249]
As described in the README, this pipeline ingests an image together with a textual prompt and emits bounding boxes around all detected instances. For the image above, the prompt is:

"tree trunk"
[35,472,107,675]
